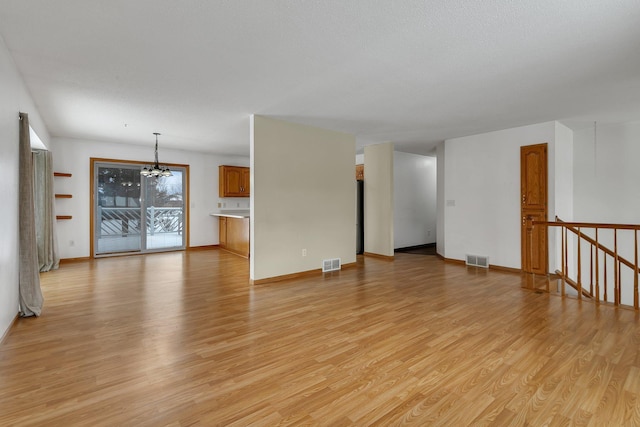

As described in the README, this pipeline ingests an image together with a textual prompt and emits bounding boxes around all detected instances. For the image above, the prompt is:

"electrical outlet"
[302,248,307,257]
[217,202,222,208]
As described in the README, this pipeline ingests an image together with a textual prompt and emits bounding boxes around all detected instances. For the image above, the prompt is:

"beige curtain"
[33,150,60,272]
[19,112,44,317]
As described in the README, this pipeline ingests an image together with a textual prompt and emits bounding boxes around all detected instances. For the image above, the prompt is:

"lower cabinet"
[218,217,227,247]
[218,216,249,258]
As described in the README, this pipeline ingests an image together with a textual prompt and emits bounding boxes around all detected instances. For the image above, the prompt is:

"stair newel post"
[635,229,639,309]
[577,227,582,300]
[595,228,600,303]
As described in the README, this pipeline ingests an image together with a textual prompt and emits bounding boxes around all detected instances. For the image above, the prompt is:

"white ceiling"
[1,0,639,156]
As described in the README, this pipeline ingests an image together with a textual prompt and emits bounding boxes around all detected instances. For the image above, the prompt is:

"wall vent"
[322,258,341,272]
[465,254,489,268]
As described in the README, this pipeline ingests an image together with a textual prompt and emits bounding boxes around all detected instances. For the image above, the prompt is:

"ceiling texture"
[1,0,639,156]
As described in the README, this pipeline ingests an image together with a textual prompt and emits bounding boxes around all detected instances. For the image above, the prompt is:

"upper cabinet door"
[520,144,547,211]
[219,166,250,197]
[241,167,250,196]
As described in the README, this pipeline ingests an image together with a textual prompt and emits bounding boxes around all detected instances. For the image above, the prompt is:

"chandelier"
[140,132,172,177]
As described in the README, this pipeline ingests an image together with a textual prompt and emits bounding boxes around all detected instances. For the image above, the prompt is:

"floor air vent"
[466,254,489,268]
[322,258,341,272]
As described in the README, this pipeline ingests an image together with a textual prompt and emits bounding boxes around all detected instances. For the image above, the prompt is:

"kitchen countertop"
[209,210,250,219]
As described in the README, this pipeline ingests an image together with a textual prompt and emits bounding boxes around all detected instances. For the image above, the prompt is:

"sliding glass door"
[94,161,187,256]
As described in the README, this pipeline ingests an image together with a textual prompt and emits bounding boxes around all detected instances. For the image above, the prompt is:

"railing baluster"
[635,229,639,309]
[604,254,608,303]
[562,226,567,296]
[618,261,622,304]
[614,229,619,306]
[577,226,582,300]
[514,218,640,308]
[595,228,599,303]
[590,243,594,297]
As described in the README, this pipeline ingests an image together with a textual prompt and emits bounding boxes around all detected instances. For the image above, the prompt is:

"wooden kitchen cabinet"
[218,216,249,258]
[218,216,227,247]
[219,165,250,197]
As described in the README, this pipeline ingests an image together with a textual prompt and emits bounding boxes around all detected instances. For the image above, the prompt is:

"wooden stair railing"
[553,270,594,299]
[529,217,640,309]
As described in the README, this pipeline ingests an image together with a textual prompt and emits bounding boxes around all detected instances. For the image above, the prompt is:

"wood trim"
[55,194,72,198]
[53,172,72,177]
[554,270,594,299]
[0,314,19,345]
[489,264,522,274]
[537,218,640,273]
[187,245,219,251]
[184,165,190,249]
[363,252,394,261]
[445,257,522,274]
[251,268,322,285]
[59,257,92,264]
[534,219,640,231]
[219,247,249,259]
[251,262,358,285]
[56,215,72,220]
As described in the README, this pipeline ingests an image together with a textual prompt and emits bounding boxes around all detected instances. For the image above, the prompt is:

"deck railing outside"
[98,206,183,238]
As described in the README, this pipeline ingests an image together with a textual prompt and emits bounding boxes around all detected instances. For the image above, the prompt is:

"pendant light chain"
[141,132,173,177]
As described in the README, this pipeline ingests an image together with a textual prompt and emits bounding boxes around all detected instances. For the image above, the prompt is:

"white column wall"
[436,142,445,256]
[364,142,394,257]
[250,115,356,281]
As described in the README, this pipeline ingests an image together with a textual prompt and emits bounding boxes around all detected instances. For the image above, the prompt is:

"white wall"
[573,121,640,305]
[574,121,640,223]
[364,142,394,257]
[250,115,356,281]
[0,35,50,339]
[436,142,445,256]
[443,122,559,269]
[551,122,574,272]
[394,152,437,248]
[50,137,248,258]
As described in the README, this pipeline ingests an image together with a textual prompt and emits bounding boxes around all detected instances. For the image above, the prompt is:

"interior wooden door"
[521,143,548,274]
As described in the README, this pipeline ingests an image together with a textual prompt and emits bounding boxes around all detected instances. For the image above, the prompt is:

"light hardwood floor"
[1,249,639,426]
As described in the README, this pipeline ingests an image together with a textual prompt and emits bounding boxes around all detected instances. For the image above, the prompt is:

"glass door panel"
[144,170,185,251]
[95,164,143,255]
